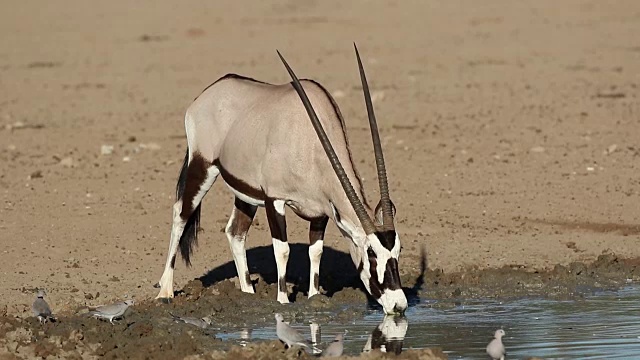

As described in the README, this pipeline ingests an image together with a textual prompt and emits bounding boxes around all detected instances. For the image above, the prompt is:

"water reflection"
[309,322,322,355]
[405,286,640,359]
[365,315,408,354]
[216,286,640,358]
[237,328,251,347]
[217,314,409,355]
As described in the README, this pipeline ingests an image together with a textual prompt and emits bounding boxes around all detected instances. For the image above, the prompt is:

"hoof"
[156,297,172,304]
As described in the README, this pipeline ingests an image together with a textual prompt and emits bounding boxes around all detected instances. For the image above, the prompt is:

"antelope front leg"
[308,216,328,297]
[225,197,258,293]
[265,199,290,304]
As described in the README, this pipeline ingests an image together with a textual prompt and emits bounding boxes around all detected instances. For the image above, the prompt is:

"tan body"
[156,48,407,315]
[189,76,362,223]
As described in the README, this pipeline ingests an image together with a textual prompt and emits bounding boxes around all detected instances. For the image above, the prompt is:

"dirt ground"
[1,0,639,358]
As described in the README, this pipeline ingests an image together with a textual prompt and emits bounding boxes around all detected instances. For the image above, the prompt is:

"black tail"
[176,150,200,267]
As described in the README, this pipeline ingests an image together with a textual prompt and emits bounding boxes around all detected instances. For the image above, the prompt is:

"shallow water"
[217,286,640,359]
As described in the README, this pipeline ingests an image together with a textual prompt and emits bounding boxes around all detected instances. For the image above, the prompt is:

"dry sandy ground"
[1,0,639,321]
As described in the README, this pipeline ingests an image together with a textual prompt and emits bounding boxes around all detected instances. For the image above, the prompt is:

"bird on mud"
[169,312,212,329]
[486,329,506,360]
[32,289,54,324]
[322,333,345,357]
[275,313,312,350]
[87,299,135,324]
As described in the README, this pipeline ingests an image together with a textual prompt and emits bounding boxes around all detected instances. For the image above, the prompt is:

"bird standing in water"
[486,329,506,360]
[275,313,312,349]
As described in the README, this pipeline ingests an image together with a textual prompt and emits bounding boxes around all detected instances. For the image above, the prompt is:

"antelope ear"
[374,199,396,226]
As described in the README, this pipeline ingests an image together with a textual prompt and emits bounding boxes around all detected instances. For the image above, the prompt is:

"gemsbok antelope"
[155,44,407,314]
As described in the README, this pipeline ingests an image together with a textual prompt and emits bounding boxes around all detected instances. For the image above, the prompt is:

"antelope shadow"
[196,243,426,309]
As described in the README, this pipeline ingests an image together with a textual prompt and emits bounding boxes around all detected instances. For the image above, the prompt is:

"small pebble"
[100,145,114,155]
[59,157,73,167]
[29,170,43,179]
[138,143,161,151]
[605,144,617,155]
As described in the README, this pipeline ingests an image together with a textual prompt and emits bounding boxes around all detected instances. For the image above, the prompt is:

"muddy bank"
[0,274,370,359]
[206,341,447,360]
[418,253,640,302]
[1,253,639,359]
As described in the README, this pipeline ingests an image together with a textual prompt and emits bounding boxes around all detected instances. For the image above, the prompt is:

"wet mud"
[419,253,640,303]
[1,253,638,359]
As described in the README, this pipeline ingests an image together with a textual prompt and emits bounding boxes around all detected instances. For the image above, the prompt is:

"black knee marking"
[313,273,319,291]
[278,277,287,293]
[235,197,258,218]
[229,197,257,237]
[170,254,176,269]
[265,199,287,241]
[309,216,328,245]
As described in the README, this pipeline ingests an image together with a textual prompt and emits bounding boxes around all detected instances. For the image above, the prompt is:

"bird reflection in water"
[238,328,252,347]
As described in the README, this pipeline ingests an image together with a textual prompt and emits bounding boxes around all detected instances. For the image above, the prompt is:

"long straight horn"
[354,43,394,230]
[277,50,376,235]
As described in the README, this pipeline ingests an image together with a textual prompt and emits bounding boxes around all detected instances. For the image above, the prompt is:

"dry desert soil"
[0,0,639,359]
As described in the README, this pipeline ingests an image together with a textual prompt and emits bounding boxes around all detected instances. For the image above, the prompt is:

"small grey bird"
[275,313,311,349]
[88,299,134,324]
[486,329,506,360]
[322,333,344,357]
[32,289,53,323]
[169,312,212,329]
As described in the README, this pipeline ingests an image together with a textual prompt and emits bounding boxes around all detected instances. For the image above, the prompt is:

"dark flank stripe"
[213,159,266,201]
